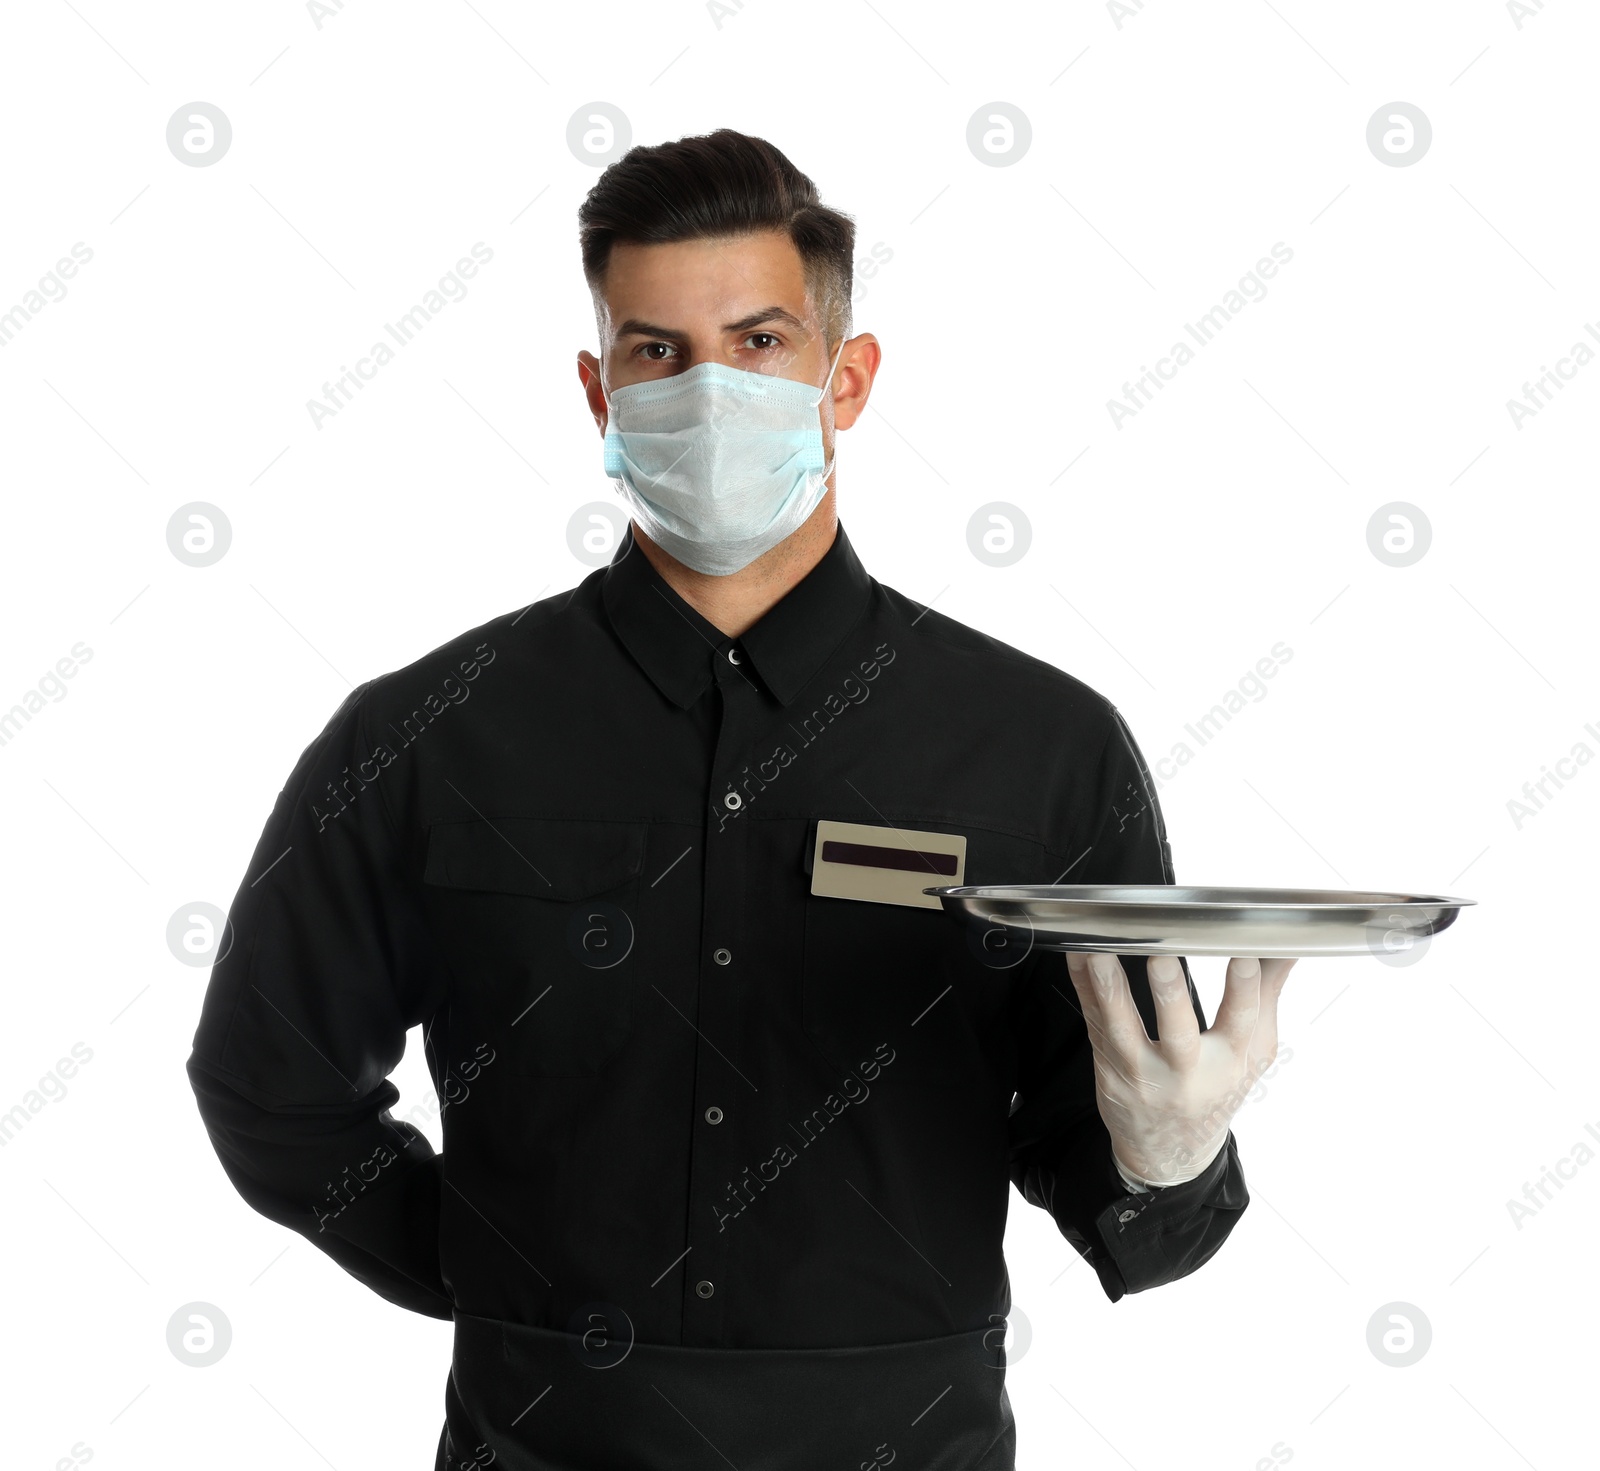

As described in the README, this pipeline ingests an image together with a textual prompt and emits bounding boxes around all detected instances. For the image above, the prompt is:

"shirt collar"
[601,521,874,710]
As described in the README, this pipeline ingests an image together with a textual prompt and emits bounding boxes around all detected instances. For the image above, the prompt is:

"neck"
[631,488,838,638]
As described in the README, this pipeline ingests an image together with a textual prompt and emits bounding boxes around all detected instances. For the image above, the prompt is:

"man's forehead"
[597,233,819,333]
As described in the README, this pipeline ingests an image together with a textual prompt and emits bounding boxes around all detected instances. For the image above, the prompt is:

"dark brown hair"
[578,129,856,347]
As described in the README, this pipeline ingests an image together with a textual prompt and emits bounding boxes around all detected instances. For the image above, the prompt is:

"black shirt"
[186,521,1247,1471]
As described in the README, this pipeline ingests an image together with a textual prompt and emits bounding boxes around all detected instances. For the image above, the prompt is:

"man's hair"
[578,129,856,348]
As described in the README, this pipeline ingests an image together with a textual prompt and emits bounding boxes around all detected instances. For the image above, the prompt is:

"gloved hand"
[1065,952,1297,1188]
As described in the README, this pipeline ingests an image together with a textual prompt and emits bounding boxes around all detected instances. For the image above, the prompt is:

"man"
[187,129,1294,1471]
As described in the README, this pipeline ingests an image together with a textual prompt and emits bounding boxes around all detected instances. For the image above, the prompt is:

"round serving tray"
[925,884,1475,960]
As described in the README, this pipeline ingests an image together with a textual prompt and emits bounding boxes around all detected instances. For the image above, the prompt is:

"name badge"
[809,819,967,910]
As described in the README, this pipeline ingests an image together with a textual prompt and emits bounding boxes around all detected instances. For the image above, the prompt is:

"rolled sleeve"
[185,681,453,1319]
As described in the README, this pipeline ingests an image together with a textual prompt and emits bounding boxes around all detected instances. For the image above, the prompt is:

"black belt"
[436,1309,1017,1471]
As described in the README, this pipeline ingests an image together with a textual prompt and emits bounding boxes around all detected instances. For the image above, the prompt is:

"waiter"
[187,129,1295,1471]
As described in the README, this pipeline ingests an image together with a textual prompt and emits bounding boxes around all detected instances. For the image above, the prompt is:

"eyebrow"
[614,306,810,341]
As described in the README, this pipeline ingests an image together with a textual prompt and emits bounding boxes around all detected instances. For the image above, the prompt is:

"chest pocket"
[800,821,1052,1086]
[422,817,646,1078]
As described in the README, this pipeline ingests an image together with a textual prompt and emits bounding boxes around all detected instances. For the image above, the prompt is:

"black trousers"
[434,1310,1016,1471]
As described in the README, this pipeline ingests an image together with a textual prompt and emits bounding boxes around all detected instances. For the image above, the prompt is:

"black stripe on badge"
[819,840,959,876]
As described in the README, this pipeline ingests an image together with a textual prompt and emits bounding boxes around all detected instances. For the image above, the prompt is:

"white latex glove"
[1065,952,1297,1188]
[1112,1138,1225,1194]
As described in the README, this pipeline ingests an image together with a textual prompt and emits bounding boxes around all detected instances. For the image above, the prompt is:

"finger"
[1064,952,1103,1031]
[1081,950,1157,1060]
[1211,956,1263,1050]
[1064,953,1119,1058]
[1248,958,1295,1066]
[1259,957,1297,998]
[1147,954,1201,1055]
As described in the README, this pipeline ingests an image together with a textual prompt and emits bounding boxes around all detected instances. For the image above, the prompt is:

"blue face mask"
[601,338,846,577]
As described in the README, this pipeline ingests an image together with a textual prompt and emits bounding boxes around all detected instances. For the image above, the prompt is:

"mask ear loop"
[810,334,849,486]
[809,334,849,409]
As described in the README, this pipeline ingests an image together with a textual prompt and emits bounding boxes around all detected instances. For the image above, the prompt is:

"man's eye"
[744,333,780,350]
[639,342,677,361]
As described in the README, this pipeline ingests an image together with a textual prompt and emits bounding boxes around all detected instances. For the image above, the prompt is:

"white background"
[2,2,1595,1468]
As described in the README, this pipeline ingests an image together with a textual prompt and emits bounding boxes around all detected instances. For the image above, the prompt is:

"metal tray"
[925,885,1475,959]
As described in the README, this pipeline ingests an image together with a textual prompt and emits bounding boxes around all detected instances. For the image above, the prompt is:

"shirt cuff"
[1090,1132,1246,1300]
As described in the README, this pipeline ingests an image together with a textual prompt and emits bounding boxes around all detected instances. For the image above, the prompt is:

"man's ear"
[830,333,881,432]
[577,350,607,435]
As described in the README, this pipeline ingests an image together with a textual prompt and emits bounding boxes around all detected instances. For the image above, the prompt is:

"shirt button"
[723,792,742,811]
[696,1279,715,1298]
[727,648,743,665]
[704,1106,723,1124]
[713,947,732,966]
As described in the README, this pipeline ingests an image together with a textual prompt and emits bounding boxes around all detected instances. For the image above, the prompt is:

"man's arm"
[1007,706,1249,1302]
[186,682,454,1320]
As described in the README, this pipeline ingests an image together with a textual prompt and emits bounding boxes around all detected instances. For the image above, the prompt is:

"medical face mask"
[601,338,846,577]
